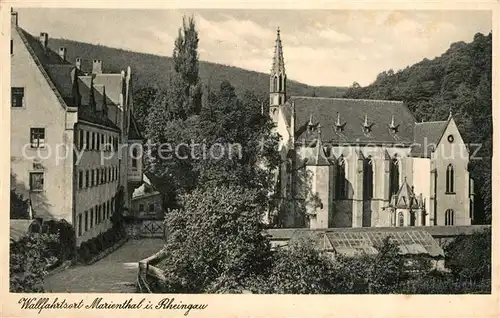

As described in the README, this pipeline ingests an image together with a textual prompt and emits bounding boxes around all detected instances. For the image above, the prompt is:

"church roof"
[283,96,416,145]
[410,120,449,158]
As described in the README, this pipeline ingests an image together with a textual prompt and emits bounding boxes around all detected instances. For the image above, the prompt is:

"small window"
[78,214,82,237]
[29,172,44,191]
[445,209,454,226]
[10,39,13,55]
[96,169,100,185]
[149,203,154,212]
[85,170,90,188]
[139,204,144,212]
[11,87,24,107]
[30,128,45,148]
[96,133,100,151]
[84,211,89,231]
[132,148,138,168]
[91,132,95,150]
[398,212,404,227]
[86,131,90,150]
[78,170,83,189]
[79,129,84,149]
[91,169,95,186]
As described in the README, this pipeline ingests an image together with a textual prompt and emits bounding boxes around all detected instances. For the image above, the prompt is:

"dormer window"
[335,112,346,133]
[362,114,373,134]
[389,115,399,134]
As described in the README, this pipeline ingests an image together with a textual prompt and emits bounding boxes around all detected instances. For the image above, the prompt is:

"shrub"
[10,233,59,292]
[445,228,491,281]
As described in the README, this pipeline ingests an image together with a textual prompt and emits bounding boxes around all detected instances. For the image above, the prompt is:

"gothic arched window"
[390,156,400,196]
[409,210,416,226]
[278,75,282,91]
[336,156,346,199]
[363,157,374,199]
[446,164,455,193]
[398,212,404,227]
[445,209,454,226]
[273,76,278,92]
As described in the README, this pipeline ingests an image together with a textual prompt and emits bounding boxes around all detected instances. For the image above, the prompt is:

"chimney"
[11,10,18,26]
[92,59,102,74]
[39,32,48,50]
[75,58,81,70]
[58,47,67,61]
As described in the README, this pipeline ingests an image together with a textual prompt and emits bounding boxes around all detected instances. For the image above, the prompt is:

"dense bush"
[444,228,491,281]
[42,219,76,262]
[10,233,59,292]
[76,225,126,263]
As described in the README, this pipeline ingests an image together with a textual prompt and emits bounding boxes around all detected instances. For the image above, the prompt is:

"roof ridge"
[415,120,448,125]
[291,96,404,104]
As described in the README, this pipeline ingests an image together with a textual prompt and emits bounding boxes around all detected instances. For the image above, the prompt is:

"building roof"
[15,27,125,131]
[128,114,144,140]
[410,120,449,157]
[391,178,423,209]
[132,174,160,199]
[324,230,444,258]
[283,96,416,145]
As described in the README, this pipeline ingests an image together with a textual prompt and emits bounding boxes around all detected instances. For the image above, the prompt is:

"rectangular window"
[102,168,106,183]
[139,204,144,212]
[90,132,94,150]
[90,208,94,228]
[86,131,90,150]
[96,133,100,151]
[29,172,44,191]
[79,129,84,149]
[78,214,82,237]
[10,39,13,55]
[11,87,24,107]
[85,170,90,188]
[30,128,45,148]
[96,169,100,185]
[84,211,89,231]
[149,203,154,212]
[91,169,95,187]
[78,170,83,189]
[106,201,110,218]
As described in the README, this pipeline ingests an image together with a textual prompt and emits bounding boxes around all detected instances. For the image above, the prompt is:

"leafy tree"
[159,185,272,293]
[133,87,158,132]
[10,233,59,292]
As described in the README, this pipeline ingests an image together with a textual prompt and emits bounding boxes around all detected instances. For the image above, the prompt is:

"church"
[267,29,474,229]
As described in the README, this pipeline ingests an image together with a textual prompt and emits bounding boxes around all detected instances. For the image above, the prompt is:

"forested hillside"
[46,38,346,99]
[344,32,492,222]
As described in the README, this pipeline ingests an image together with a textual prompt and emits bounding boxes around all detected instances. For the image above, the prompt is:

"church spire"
[269,27,287,123]
[271,27,285,75]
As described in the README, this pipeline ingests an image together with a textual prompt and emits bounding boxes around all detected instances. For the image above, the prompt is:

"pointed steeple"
[271,27,285,75]
[269,27,287,121]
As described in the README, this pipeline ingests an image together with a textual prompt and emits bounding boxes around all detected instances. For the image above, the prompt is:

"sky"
[16,8,492,87]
